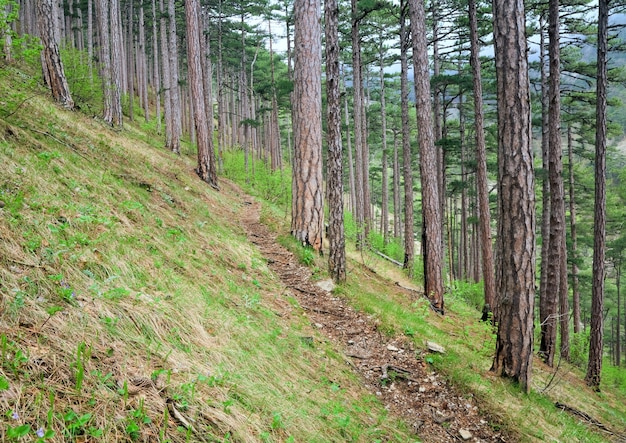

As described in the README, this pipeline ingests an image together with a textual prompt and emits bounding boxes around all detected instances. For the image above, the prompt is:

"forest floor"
[236,184,513,443]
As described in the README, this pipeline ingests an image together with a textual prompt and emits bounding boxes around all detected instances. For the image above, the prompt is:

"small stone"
[185,186,190,191]
[459,429,473,441]
[314,323,324,329]
[426,341,446,353]
[315,279,335,292]
[386,344,400,352]
[0,200,5,208]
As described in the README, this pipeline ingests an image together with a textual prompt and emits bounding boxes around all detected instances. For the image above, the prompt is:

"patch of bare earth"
[239,198,513,443]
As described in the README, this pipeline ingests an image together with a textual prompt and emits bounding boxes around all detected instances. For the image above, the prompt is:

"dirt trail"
[239,197,511,443]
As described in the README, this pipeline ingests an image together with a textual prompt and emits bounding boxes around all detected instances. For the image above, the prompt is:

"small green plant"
[299,245,315,266]
[126,399,152,440]
[61,409,93,438]
[72,342,91,392]
[1,334,28,375]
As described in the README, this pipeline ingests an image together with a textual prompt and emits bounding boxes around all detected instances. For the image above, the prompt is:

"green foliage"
[60,410,93,438]
[368,230,404,263]
[450,280,484,310]
[569,331,590,368]
[603,364,626,397]
[60,46,103,114]
[72,342,91,392]
[222,150,290,205]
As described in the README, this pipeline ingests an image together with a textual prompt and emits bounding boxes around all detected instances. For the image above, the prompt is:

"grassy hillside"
[0,64,415,442]
[1,60,626,442]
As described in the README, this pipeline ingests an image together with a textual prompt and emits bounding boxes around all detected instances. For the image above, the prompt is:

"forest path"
[235,188,511,443]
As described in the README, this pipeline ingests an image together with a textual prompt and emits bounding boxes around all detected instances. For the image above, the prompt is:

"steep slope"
[2,62,626,443]
[0,66,416,442]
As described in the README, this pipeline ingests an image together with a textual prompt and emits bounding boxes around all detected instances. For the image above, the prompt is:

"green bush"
[223,150,290,205]
[451,280,484,310]
[60,45,103,114]
[569,331,589,368]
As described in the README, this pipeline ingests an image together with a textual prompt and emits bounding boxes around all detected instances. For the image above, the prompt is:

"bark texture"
[586,0,608,389]
[491,0,536,393]
[291,0,323,252]
[325,0,346,282]
[37,0,74,109]
[469,0,495,314]
[409,0,444,312]
[400,0,414,275]
[185,0,217,189]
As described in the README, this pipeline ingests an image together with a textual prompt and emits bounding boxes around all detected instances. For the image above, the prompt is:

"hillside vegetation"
[1,63,626,442]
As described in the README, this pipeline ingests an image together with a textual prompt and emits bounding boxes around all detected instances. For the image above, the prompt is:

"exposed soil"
[238,196,514,443]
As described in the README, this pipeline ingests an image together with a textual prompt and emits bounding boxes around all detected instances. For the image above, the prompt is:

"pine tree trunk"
[379,40,389,245]
[186,0,217,189]
[400,0,414,275]
[37,0,74,109]
[547,0,569,363]
[459,89,468,280]
[291,0,323,252]
[568,125,582,333]
[325,0,345,283]
[159,0,172,146]
[126,1,135,122]
[409,0,444,312]
[97,0,113,124]
[351,0,366,249]
[168,0,181,153]
[617,265,621,366]
[110,0,123,127]
[138,1,149,122]
[539,17,553,361]
[491,0,536,393]
[151,0,161,133]
[88,0,94,80]
[343,72,356,216]
[586,0,608,389]
[392,128,402,241]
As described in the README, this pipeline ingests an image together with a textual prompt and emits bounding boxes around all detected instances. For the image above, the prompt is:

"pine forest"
[2,0,626,441]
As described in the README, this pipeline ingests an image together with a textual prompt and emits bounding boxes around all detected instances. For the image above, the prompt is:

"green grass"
[242,173,626,442]
[0,60,417,442]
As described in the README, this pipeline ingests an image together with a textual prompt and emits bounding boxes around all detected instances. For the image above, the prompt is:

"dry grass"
[0,69,415,442]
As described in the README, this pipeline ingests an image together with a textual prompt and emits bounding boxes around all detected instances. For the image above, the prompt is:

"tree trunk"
[491,0,536,393]
[168,0,181,153]
[459,83,468,280]
[351,0,366,249]
[586,0,608,389]
[617,264,621,366]
[379,38,389,245]
[97,0,113,124]
[186,0,217,189]
[400,0,414,276]
[110,0,123,127]
[469,0,495,313]
[159,0,172,146]
[544,0,569,365]
[539,16,553,362]
[291,0,323,252]
[343,70,356,216]
[126,1,134,122]
[393,128,402,241]
[138,1,149,122]
[409,0,444,313]
[37,0,74,109]
[151,0,161,134]
[568,125,582,333]
[325,0,345,283]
